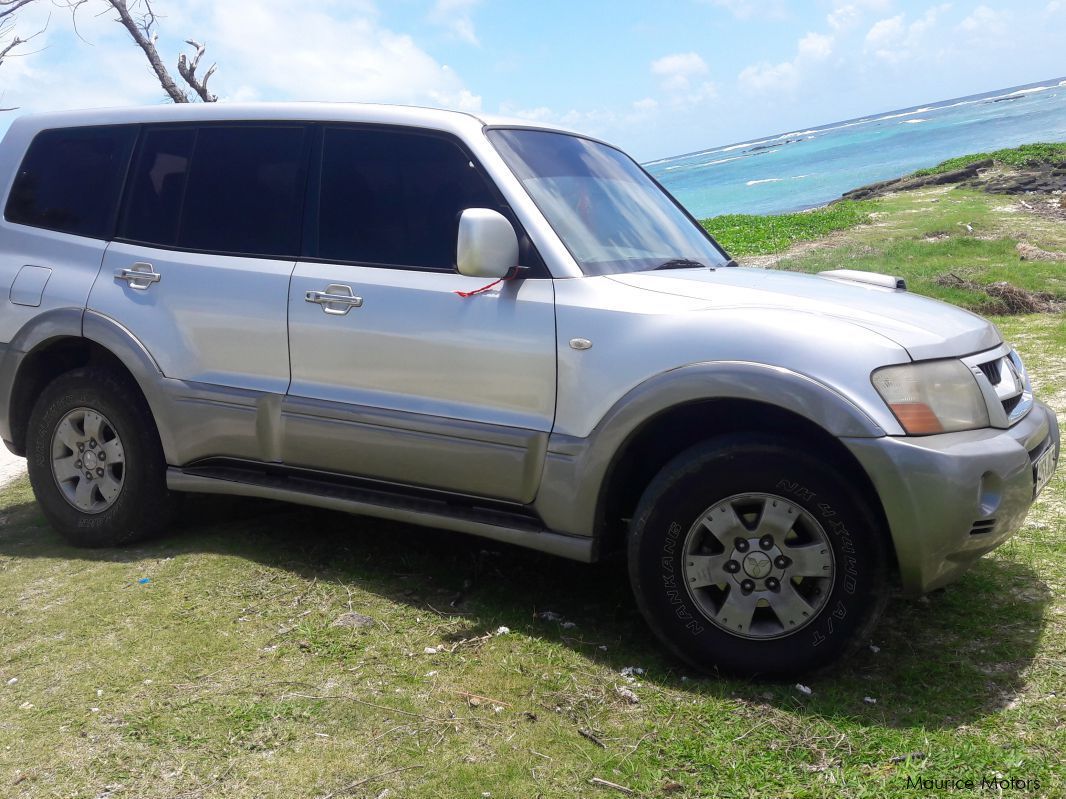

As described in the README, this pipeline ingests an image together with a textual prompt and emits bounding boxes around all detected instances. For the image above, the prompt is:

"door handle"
[305,284,363,315]
[114,262,162,290]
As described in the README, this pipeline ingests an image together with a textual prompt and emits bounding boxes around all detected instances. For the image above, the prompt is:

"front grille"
[1002,394,1022,415]
[977,360,1002,383]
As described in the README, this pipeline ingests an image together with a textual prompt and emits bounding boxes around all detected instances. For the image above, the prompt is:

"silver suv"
[0,104,1058,676]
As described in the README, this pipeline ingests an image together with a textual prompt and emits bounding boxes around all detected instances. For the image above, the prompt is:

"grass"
[2,161,1065,797]
[701,200,876,256]
[910,142,1066,176]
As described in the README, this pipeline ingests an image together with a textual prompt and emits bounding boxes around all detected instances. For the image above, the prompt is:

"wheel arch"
[535,362,892,562]
[2,310,171,460]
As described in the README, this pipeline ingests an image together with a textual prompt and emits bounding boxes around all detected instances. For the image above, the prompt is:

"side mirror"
[457,208,518,279]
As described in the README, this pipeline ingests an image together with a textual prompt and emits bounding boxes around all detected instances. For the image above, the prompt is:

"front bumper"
[843,401,1059,595]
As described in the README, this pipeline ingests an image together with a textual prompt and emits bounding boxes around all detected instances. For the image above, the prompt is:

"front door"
[284,126,556,503]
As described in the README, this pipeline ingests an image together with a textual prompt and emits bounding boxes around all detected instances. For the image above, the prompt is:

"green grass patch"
[910,142,1066,176]
[701,200,876,256]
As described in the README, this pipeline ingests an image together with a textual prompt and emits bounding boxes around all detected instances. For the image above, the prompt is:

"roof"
[11,101,579,138]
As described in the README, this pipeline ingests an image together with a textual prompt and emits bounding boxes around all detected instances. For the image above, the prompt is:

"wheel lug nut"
[724,559,740,574]
[740,579,755,594]
[759,535,774,550]
[85,471,94,481]
[75,459,82,468]
[734,538,749,552]
[775,555,791,569]
[89,439,97,448]
[98,452,106,461]
[96,468,104,477]
[78,442,85,452]
[766,577,780,592]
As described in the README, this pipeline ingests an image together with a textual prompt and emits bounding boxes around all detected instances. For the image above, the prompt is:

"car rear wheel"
[628,433,888,677]
[26,367,177,547]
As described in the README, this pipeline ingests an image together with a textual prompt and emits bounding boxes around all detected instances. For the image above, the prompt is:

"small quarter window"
[5,126,136,239]
[119,127,196,247]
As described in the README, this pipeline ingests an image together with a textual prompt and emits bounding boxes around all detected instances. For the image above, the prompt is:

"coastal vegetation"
[1,146,1063,798]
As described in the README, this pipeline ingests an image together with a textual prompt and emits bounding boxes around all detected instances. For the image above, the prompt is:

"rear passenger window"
[118,125,307,258]
[5,126,136,239]
[315,129,500,269]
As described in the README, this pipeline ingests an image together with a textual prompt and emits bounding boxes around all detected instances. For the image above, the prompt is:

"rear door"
[284,126,556,503]
[90,124,309,395]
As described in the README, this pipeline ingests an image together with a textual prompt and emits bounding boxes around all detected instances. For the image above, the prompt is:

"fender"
[533,361,886,538]
[0,307,85,447]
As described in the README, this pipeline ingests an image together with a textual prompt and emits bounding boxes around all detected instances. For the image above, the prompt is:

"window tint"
[180,126,307,257]
[120,127,195,247]
[316,128,499,269]
[5,126,136,239]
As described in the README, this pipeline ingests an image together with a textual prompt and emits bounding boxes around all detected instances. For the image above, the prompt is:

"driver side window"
[314,128,501,270]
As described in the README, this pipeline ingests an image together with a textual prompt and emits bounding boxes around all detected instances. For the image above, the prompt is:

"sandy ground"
[0,445,26,488]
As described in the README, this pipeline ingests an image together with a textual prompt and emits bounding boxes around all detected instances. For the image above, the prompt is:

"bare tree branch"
[177,38,216,102]
[0,0,38,22]
[104,0,188,102]
[2,0,221,104]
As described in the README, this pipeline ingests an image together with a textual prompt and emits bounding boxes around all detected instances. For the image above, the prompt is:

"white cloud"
[738,60,800,92]
[864,6,950,63]
[865,14,906,48]
[203,1,479,108]
[649,52,716,108]
[957,5,1010,35]
[429,0,483,46]
[738,29,836,93]
[798,32,834,60]
[0,0,483,115]
[1048,1,1064,13]
[702,0,789,20]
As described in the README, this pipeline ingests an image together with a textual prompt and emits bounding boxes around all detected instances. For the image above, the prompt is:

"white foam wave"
[902,119,927,124]
[746,178,784,186]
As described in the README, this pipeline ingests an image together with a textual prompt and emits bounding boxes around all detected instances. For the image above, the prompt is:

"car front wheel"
[628,434,888,677]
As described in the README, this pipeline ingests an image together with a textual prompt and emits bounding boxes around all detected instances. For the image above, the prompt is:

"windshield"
[488,128,730,275]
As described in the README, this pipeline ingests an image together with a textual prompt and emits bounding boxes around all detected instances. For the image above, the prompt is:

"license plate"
[1033,446,1057,499]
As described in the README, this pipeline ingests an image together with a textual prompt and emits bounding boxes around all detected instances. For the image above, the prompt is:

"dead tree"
[0,0,218,103]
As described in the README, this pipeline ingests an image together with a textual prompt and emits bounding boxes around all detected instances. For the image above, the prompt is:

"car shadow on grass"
[0,487,1052,732]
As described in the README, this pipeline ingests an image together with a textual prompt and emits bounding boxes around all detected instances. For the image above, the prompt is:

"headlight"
[871,360,990,435]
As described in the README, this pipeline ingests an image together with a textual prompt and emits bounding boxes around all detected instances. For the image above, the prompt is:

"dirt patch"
[934,273,1063,314]
[1016,241,1066,261]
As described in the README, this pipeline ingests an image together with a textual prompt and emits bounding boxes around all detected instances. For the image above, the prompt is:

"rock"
[332,612,376,629]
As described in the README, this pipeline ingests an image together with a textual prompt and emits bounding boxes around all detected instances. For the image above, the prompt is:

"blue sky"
[1,0,1063,160]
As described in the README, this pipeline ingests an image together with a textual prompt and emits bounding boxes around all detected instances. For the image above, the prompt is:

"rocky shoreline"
[839,158,1066,203]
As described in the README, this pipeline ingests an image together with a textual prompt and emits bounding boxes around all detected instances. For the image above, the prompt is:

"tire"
[25,367,177,547]
[628,433,888,678]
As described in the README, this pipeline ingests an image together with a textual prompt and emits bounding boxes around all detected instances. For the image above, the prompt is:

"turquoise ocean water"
[646,77,1066,219]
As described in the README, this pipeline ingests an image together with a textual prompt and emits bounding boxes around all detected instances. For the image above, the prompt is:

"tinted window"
[316,128,499,269]
[180,126,307,257]
[120,127,195,247]
[5,126,136,239]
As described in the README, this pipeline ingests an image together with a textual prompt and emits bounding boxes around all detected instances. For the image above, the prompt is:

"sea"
[646,77,1066,219]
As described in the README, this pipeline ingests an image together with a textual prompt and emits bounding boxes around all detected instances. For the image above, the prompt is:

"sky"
[0,0,1063,161]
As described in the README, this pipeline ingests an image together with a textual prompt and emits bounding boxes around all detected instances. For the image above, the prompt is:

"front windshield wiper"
[653,258,707,270]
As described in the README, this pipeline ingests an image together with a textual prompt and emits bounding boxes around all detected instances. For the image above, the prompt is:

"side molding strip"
[166,467,596,563]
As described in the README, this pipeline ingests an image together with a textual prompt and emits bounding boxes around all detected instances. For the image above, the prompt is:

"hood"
[607,267,1001,360]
